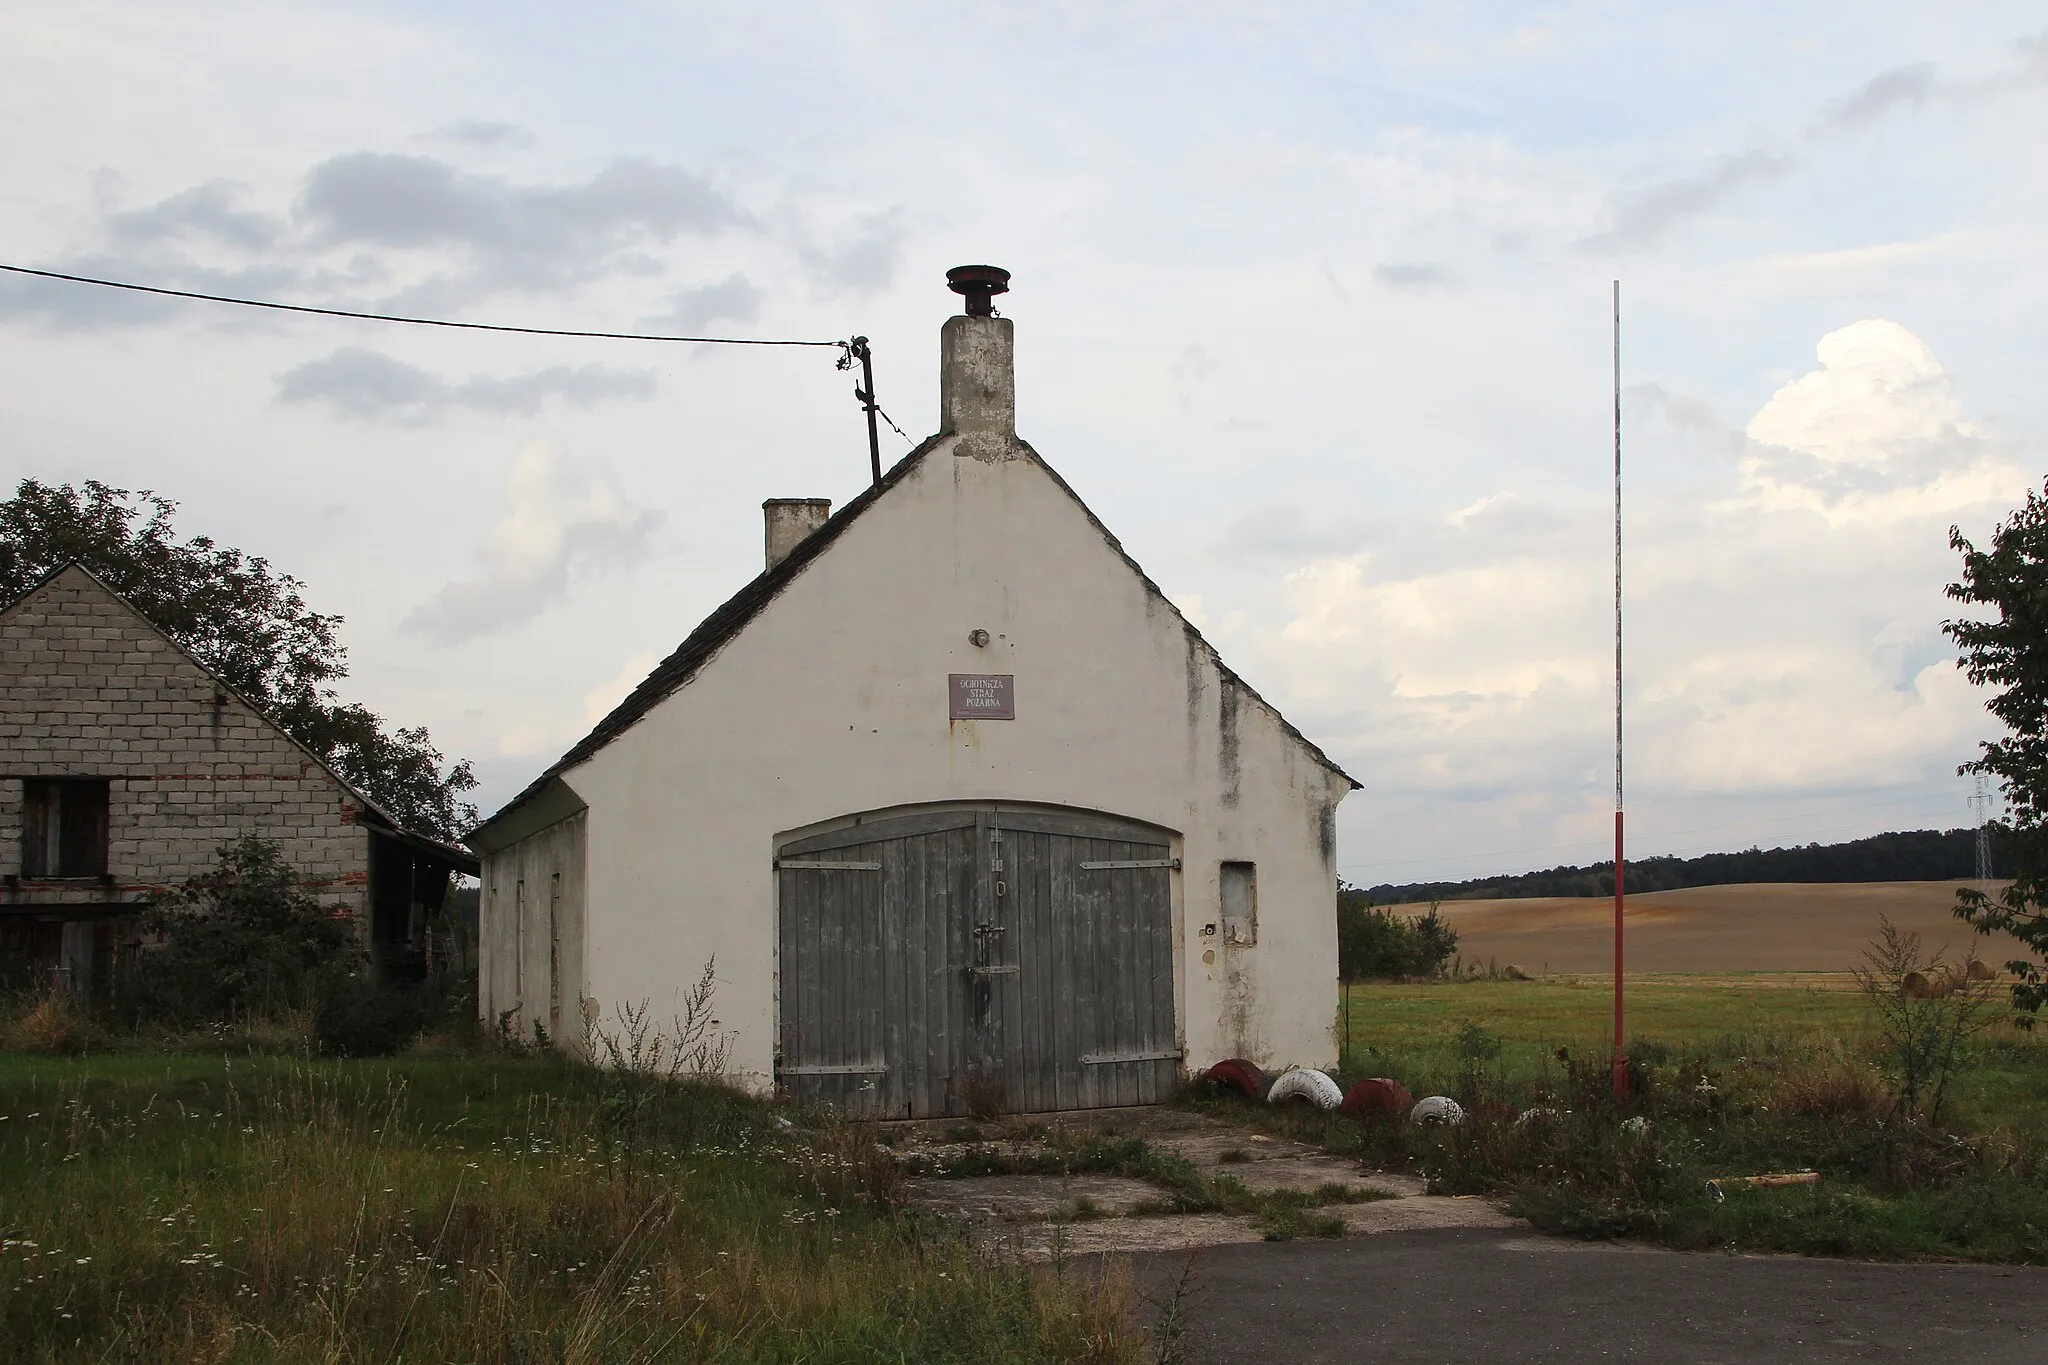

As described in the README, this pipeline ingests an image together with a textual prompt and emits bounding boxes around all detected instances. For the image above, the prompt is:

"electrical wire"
[874,404,913,445]
[0,263,843,348]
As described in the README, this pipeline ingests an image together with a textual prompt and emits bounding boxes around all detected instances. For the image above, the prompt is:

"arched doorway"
[774,802,1179,1118]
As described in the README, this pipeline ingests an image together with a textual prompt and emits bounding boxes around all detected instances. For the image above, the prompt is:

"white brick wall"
[0,566,369,919]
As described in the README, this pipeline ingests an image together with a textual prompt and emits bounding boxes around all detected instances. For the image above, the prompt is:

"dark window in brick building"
[22,778,110,878]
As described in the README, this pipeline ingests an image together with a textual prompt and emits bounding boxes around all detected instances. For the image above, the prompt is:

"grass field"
[0,1046,1140,1364]
[1345,973,1870,1051]
[1339,973,2048,1132]
[8,962,2048,1362]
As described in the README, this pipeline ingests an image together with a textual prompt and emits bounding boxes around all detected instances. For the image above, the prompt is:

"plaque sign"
[949,673,1015,720]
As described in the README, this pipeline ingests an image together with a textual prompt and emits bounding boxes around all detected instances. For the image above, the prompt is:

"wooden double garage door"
[775,804,1178,1118]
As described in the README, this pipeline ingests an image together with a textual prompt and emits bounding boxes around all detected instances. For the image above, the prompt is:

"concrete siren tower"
[940,264,1016,461]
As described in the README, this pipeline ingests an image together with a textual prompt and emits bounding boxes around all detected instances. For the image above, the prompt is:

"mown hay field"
[1388,880,2020,975]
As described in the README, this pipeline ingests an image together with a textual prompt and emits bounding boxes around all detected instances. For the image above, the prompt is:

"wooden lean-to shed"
[470,267,1357,1117]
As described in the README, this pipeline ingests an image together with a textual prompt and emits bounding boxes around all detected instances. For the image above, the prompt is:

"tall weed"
[0,1054,1142,1362]
[2,989,99,1055]
[1853,916,1999,1120]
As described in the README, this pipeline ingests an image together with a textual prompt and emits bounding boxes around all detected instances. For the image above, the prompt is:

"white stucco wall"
[478,309,1354,1099]
[478,809,586,1049]
[526,421,1352,1093]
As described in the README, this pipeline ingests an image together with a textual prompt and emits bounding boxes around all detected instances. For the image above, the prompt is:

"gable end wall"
[546,440,1349,1091]
[0,569,368,914]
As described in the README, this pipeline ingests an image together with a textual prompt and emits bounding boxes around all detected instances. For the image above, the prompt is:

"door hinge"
[776,859,882,871]
[1081,1048,1183,1064]
[1080,858,1180,870]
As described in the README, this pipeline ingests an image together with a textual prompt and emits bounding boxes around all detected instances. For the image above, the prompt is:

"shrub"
[133,835,363,1026]
[1776,1059,1889,1120]
[1457,1022,1505,1069]
[1337,892,1460,979]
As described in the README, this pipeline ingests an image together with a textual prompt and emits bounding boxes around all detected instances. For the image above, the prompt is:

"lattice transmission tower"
[1971,774,1997,891]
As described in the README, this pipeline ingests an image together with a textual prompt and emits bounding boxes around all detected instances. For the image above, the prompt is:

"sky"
[3,2,2045,886]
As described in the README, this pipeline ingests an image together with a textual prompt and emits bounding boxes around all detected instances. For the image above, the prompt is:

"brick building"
[0,563,477,993]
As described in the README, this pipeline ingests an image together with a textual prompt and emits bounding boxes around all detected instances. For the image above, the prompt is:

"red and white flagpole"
[1611,280,1628,1100]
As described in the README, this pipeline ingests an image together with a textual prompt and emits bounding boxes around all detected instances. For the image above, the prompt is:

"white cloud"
[1261,319,2017,818]
[405,445,663,643]
[3,3,2044,880]
[1747,320,1966,460]
[1373,261,1458,291]
[798,210,906,294]
[584,650,656,724]
[1733,235,1978,296]
[276,347,655,424]
[482,650,656,763]
[495,723,554,758]
[1734,319,2027,526]
[1577,149,1793,252]
[646,273,764,333]
[1635,652,1986,793]
[1816,64,1937,132]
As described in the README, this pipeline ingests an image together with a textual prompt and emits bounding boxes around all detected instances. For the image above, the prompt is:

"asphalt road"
[1131,1228,2046,1363]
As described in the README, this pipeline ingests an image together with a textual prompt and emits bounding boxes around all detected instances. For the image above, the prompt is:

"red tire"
[1204,1058,1267,1101]
[1340,1077,1413,1120]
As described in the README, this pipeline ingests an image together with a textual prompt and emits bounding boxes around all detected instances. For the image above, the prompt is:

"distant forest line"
[1361,826,2007,905]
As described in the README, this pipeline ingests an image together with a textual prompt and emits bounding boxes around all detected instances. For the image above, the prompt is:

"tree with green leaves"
[1336,886,1459,979]
[0,479,477,840]
[1947,480,2048,1021]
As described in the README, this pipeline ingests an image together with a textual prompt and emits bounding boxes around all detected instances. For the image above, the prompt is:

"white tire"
[1410,1095,1466,1125]
[1266,1068,1343,1110]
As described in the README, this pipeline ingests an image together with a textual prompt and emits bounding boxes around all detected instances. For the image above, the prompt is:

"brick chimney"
[763,498,830,570]
[941,265,1015,460]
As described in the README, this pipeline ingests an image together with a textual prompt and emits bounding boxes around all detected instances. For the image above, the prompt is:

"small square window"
[22,778,110,879]
[1220,861,1257,945]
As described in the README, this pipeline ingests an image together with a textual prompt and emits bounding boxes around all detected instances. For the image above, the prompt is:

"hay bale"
[1967,958,1998,983]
